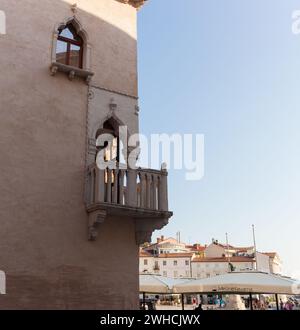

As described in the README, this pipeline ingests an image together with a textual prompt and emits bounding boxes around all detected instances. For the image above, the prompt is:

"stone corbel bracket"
[88,210,107,241]
[87,203,172,244]
[135,218,169,245]
[50,62,94,84]
[116,0,147,9]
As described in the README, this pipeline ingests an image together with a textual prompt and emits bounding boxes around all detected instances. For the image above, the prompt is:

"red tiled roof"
[139,251,153,257]
[158,253,194,258]
[211,242,254,251]
[186,245,206,252]
[192,256,255,263]
[262,252,277,258]
[144,237,183,248]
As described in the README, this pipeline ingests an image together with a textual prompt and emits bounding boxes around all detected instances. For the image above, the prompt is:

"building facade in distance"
[140,237,282,278]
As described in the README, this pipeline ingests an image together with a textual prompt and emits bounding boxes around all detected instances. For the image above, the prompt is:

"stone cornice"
[116,0,147,9]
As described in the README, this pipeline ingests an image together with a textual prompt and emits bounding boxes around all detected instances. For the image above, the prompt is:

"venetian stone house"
[0,0,171,309]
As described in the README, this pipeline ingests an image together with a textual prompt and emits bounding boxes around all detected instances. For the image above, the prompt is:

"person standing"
[280,299,284,310]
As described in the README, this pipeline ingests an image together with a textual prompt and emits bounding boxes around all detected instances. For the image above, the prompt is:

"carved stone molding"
[50,62,94,83]
[116,0,147,9]
[134,105,140,116]
[88,138,96,156]
[109,98,118,112]
[88,210,107,241]
[135,218,169,245]
[70,3,78,14]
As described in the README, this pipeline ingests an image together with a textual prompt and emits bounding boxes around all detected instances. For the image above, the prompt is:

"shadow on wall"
[0,0,140,310]
[1,0,138,94]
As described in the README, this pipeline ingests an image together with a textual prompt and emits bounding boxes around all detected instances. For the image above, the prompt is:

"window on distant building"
[144,259,148,266]
[173,260,177,266]
[56,23,83,68]
[163,271,167,277]
[163,261,167,266]
[185,260,189,266]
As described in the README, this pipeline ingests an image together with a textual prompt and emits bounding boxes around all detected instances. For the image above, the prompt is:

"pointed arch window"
[96,119,120,163]
[56,24,83,69]
[51,19,93,82]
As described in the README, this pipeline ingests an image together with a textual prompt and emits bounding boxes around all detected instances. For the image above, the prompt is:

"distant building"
[139,237,283,279]
[191,256,255,278]
[262,252,282,274]
[204,240,255,259]
[143,236,195,256]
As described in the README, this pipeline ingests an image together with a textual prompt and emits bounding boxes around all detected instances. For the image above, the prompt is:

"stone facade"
[0,0,170,309]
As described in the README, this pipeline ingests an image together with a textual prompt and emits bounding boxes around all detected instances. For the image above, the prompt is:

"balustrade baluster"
[119,170,125,205]
[151,175,157,210]
[95,167,105,203]
[158,170,168,211]
[113,168,119,204]
[107,169,112,203]
[127,169,137,207]
[146,174,151,208]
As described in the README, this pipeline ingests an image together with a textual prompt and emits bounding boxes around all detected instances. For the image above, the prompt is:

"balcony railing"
[86,164,169,212]
[85,163,172,242]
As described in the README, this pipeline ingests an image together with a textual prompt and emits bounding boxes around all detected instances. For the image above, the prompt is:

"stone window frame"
[50,17,94,83]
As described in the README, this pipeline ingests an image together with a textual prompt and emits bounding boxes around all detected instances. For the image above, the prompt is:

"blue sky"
[137,0,300,276]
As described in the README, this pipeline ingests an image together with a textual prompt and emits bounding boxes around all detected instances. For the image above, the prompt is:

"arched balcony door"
[96,119,120,163]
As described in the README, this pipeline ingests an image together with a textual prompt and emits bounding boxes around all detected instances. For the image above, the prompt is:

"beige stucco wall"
[139,257,155,274]
[256,252,271,273]
[192,261,255,278]
[204,244,226,258]
[0,0,139,309]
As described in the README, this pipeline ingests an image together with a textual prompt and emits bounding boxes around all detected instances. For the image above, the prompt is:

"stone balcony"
[85,163,173,244]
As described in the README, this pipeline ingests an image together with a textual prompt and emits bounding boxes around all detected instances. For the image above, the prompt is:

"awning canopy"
[173,272,300,295]
[139,274,190,294]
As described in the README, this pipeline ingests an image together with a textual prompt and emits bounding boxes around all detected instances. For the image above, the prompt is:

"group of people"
[280,299,295,310]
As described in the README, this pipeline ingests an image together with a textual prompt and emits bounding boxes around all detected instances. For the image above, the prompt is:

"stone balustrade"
[86,164,169,212]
